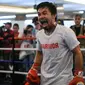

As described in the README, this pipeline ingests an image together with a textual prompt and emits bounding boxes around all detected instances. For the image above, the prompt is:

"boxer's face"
[38,7,56,30]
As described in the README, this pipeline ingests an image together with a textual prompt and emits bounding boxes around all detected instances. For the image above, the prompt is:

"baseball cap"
[4,22,12,26]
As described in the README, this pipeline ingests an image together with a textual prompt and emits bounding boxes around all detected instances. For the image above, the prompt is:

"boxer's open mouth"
[39,19,48,25]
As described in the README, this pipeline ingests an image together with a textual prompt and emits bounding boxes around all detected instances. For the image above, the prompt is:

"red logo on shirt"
[41,43,59,49]
[24,44,29,48]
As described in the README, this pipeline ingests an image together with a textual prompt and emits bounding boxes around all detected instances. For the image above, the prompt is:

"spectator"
[32,17,42,47]
[12,23,20,71]
[19,25,35,72]
[2,22,13,69]
[13,23,20,47]
[12,23,20,48]
[13,23,19,37]
[32,16,41,32]
[70,14,85,75]
[70,14,85,36]
[0,22,14,82]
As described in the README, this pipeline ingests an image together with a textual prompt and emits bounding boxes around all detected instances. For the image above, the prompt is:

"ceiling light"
[26,14,38,17]
[79,11,84,14]
[57,7,64,10]
[64,0,85,5]
[73,11,84,14]
[0,6,37,13]
[0,15,16,19]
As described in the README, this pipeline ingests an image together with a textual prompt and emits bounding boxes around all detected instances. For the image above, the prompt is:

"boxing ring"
[0,36,85,85]
[0,37,37,85]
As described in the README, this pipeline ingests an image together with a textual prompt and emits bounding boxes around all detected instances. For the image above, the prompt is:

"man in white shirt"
[26,2,84,85]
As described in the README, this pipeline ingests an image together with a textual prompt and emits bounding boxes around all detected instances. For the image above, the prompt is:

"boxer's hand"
[24,81,30,85]
[69,70,84,85]
[69,76,84,85]
[26,68,40,85]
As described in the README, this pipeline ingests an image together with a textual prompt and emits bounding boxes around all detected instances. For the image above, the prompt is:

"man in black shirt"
[70,14,85,76]
[70,14,85,36]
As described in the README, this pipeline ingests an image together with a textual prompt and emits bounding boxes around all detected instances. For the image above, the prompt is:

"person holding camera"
[19,25,35,72]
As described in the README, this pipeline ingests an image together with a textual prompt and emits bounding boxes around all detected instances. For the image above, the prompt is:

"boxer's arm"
[26,51,42,85]
[69,45,84,85]
[31,50,43,71]
[72,45,83,73]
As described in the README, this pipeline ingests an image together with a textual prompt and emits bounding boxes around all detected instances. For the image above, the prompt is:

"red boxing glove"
[24,81,30,85]
[69,70,84,85]
[69,76,84,85]
[26,68,40,85]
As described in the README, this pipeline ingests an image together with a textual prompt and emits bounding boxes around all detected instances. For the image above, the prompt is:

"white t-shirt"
[36,24,80,85]
[19,40,34,60]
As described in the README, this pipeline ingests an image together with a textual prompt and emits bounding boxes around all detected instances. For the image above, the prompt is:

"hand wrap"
[69,69,84,85]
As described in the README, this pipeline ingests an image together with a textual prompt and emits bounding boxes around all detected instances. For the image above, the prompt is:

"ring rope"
[0,70,85,78]
[0,48,38,50]
[0,60,33,64]
[0,37,36,40]
[0,35,85,40]
[0,70,41,76]
[0,48,84,51]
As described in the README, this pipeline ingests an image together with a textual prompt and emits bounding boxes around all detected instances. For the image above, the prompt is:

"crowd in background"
[0,16,41,72]
[0,16,41,85]
[0,14,85,84]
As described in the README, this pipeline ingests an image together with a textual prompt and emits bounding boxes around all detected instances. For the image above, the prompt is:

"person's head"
[4,22,12,30]
[32,16,41,30]
[37,2,57,30]
[13,23,19,33]
[74,14,82,26]
[24,25,33,35]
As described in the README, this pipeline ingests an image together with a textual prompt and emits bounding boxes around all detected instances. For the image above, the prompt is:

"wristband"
[74,69,83,77]
[32,63,40,70]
